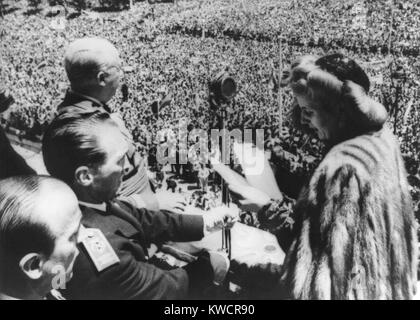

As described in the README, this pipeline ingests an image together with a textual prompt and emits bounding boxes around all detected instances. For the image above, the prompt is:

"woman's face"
[296,95,337,141]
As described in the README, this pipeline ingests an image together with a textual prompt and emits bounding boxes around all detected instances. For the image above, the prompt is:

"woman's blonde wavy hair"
[282,54,388,141]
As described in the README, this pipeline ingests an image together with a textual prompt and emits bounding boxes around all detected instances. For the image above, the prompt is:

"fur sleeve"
[280,164,366,299]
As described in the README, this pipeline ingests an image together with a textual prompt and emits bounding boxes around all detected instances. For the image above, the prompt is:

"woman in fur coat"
[228,54,417,300]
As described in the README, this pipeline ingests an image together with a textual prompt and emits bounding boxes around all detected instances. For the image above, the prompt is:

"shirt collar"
[79,201,107,212]
[69,90,104,107]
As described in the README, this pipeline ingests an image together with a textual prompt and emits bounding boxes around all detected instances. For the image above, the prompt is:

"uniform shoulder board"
[81,228,120,272]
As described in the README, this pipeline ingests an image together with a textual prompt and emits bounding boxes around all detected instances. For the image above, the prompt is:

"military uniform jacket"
[62,200,206,300]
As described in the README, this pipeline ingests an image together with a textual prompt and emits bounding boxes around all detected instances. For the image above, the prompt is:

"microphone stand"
[219,103,232,261]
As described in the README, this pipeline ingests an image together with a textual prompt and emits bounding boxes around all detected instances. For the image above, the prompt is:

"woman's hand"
[212,161,274,212]
[228,183,272,213]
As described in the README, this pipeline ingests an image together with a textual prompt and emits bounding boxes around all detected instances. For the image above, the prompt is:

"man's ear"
[75,166,94,187]
[97,71,107,87]
[19,253,44,280]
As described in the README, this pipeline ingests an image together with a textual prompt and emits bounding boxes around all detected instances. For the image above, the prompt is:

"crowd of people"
[0,0,419,300]
[1,1,420,218]
[159,0,420,55]
[1,2,419,148]
[0,1,419,210]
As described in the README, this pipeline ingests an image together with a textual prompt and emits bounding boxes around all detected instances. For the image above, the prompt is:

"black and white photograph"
[0,0,419,302]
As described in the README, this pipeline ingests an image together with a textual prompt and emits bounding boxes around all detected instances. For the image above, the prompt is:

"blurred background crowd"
[1,0,419,222]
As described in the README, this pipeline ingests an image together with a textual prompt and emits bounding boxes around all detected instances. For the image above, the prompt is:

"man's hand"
[159,200,186,215]
[203,205,239,234]
[156,192,187,214]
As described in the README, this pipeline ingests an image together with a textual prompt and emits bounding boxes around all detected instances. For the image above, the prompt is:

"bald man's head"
[0,175,81,298]
[64,37,123,101]
[0,175,79,259]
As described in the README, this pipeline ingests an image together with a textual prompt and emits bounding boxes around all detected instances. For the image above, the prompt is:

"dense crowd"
[1,0,420,217]
[158,0,420,56]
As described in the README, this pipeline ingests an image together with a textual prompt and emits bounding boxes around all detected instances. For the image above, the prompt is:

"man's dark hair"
[0,175,57,284]
[42,111,115,185]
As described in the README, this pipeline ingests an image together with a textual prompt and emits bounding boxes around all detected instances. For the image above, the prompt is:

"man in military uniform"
[42,111,236,299]
[55,37,158,210]
[0,175,82,300]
